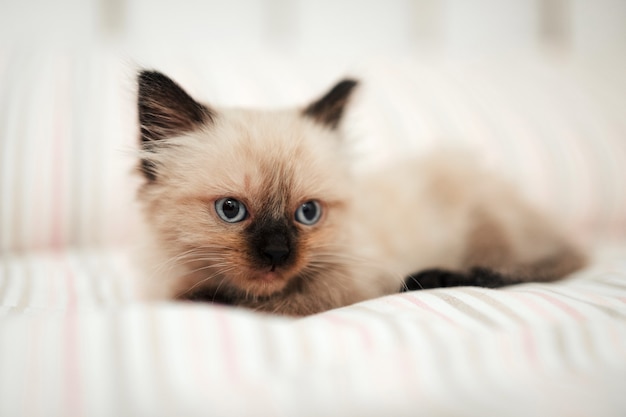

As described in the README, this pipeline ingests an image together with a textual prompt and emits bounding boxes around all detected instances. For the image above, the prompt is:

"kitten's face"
[137,71,358,304]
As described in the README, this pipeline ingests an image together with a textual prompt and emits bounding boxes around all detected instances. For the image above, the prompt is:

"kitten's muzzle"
[247,218,297,270]
[263,242,291,267]
[260,233,292,269]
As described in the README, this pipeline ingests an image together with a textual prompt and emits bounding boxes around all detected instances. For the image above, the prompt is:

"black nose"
[263,244,290,265]
[248,220,295,268]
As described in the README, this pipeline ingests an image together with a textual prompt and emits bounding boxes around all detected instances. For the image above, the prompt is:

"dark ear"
[303,79,358,129]
[138,70,213,144]
[137,70,213,181]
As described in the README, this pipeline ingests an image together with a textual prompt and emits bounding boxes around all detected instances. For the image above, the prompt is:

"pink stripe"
[184,308,216,387]
[610,327,626,353]
[64,254,78,312]
[50,63,69,250]
[215,309,240,381]
[532,292,586,320]
[398,294,459,326]
[507,292,556,319]
[63,257,82,416]
[322,314,375,351]
[520,329,539,369]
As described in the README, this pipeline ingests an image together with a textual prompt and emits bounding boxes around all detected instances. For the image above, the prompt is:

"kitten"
[135,70,586,316]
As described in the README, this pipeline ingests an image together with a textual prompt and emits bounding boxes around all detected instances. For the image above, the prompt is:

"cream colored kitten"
[135,70,585,316]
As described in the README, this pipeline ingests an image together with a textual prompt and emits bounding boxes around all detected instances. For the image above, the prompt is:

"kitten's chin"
[254,271,281,283]
[240,270,293,297]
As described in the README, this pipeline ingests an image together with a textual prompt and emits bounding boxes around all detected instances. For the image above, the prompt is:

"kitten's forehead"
[149,107,350,214]
[209,109,347,203]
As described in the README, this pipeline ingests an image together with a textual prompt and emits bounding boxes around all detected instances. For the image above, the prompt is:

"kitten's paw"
[402,267,522,291]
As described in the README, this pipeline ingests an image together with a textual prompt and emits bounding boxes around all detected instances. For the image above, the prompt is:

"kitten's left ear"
[137,70,215,181]
[137,70,214,144]
[303,79,358,129]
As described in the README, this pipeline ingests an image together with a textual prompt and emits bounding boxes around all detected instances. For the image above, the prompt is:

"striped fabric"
[0,49,140,252]
[1,247,626,416]
[1,48,626,416]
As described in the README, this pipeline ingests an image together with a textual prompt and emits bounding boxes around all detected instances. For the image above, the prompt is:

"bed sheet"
[1,245,625,417]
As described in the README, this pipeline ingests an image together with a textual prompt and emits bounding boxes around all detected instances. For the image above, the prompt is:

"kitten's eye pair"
[215,198,321,225]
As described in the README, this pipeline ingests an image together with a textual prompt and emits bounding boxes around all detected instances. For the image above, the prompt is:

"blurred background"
[0,1,624,252]
[0,0,625,59]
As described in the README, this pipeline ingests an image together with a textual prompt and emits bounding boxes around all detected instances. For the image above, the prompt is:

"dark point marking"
[303,79,358,129]
[184,287,236,305]
[137,70,214,181]
[262,240,291,266]
[140,158,158,182]
[246,216,297,270]
[402,267,524,292]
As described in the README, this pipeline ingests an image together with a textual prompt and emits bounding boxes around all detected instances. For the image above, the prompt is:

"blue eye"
[215,198,247,223]
[295,201,322,225]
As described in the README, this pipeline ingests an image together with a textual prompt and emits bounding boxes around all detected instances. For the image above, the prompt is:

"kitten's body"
[136,71,585,316]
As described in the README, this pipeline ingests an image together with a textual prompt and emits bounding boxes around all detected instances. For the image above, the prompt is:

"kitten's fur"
[136,70,585,316]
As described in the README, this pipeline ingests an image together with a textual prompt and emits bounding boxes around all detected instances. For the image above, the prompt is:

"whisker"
[176,265,237,298]
[153,247,223,276]
[212,276,230,303]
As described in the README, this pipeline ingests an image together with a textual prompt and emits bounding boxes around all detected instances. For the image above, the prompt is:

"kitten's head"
[137,70,359,304]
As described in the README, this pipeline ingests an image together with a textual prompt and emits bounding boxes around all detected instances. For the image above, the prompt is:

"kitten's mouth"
[246,268,288,289]
[256,271,280,282]
[238,264,304,297]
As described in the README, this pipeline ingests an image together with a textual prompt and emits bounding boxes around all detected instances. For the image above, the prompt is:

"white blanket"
[1,246,626,416]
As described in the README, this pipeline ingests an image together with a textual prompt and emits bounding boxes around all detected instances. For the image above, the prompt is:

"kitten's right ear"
[303,79,358,129]
[137,70,213,145]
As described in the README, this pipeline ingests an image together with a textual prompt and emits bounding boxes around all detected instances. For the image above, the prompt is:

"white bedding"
[1,246,626,416]
[1,48,625,416]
